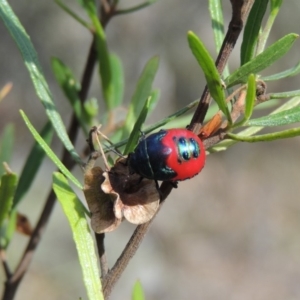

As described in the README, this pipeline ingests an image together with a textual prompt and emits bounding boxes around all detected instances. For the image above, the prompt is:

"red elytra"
[162,129,206,181]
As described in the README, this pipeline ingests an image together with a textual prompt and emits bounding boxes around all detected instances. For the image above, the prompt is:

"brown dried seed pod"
[83,158,160,233]
[83,166,121,233]
[102,158,160,225]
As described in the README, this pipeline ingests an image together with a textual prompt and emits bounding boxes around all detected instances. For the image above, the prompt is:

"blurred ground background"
[1,1,300,299]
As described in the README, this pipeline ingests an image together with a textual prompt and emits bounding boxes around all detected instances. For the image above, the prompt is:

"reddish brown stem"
[189,0,255,132]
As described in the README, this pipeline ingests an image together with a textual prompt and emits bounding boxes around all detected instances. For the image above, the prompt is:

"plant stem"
[95,233,109,276]
[189,0,255,133]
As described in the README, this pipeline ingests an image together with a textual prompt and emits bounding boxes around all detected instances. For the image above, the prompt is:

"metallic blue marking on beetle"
[128,130,176,181]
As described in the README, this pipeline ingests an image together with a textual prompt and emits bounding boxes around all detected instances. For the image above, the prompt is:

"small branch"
[0,249,11,279]
[102,222,152,298]
[189,0,255,132]
[95,233,109,277]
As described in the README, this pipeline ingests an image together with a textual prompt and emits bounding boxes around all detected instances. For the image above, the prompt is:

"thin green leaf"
[83,97,99,120]
[0,208,17,249]
[227,127,300,142]
[116,0,158,15]
[0,172,17,227]
[51,58,88,134]
[208,0,224,52]
[121,56,159,140]
[74,0,85,9]
[244,74,256,121]
[261,61,300,81]
[83,0,112,109]
[109,54,124,109]
[0,0,81,164]
[232,74,256,128]
[270,90,300,99]
[255,99,280,110]
[225,33,299,88]
[163,113,193,130]
[20,110,82,189]
[271,0,283,10]
[247,106,300,127]
[161,103,219,130]
[145,100,199,132]
[0,124,14,176]
[212,96,300,152]
[241,0,268,65]
[187,31,231,122]
[208,0,229,78]
[132,280,145,300]
[13,121,53,208]
[55,0,92,30]
[124,96,152,155]
[53,172,103,300]
[147,89,160,115]
[257,0,283,54]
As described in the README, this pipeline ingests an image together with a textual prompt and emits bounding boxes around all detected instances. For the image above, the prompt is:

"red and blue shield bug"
[127,128,206,182]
